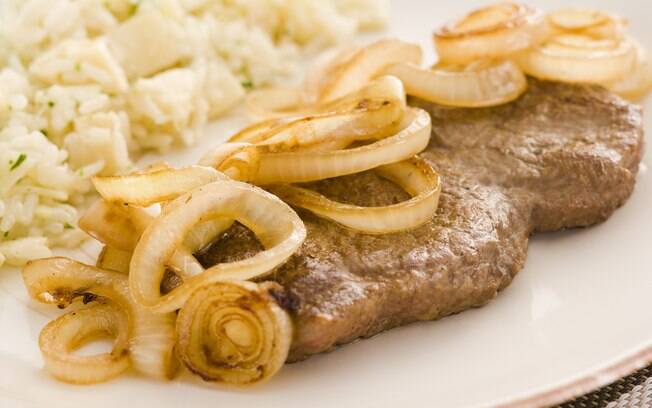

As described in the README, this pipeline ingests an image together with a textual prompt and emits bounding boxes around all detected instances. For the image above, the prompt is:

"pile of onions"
[246,3,650,115]
[516,7,651,97]
[24,61,442,387]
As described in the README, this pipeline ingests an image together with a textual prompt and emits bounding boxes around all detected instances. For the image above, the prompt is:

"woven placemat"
[556,365,652,407]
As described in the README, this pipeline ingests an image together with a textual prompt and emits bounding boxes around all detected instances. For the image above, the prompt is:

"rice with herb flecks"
[0,0,389,267]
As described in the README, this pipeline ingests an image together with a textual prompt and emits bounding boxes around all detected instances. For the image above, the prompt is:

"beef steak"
[198,79,644,362]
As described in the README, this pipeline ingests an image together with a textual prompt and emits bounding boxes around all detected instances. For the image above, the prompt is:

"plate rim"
[498,342,652,407]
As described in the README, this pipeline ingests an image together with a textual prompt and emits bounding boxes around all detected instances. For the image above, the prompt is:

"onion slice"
[80,200,231,279]
[39,303,131,384]
[23,258,178,381]
[434,3,546,64]
[547,8,626,39]
[176,281,292,385]
[129,180,306,313]
[79,200,152,252]
[93,166,228,206]
[516,33,637,83]
[234,76,406,152]
[97,245,132,274]
[270,157,441,234]
[252,108,431,184]
[606,43,652,100]
[385,60,527,107]
[309,38,421,103]
[199,142,261,182]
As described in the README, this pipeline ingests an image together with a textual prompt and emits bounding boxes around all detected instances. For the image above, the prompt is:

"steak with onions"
[197,79,644,362]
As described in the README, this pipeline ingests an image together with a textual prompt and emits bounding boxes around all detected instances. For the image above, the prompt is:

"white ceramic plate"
[1,1,651,407]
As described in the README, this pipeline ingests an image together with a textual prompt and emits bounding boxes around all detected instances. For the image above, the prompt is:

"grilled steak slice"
[197,79,644,362]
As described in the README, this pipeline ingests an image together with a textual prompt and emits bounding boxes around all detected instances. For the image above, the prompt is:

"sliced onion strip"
[97,245,132,274]
[516,33,637,83]
[385,60,527,107]
[93,166,228,206]
[129,180,306,313]
[23,258,178,381]
[271,157,441,234]
[252,108,431,184]
[235,76,406,152]
[434,3,546,64]
[547,8,626,39]
[312,38,421,102]
[39,303,131,384]
[199,142,260,183]
[606,43,652,100]
[176,281,292,385]
[80,200,231,279]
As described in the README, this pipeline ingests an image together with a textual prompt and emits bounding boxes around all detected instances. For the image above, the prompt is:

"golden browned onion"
[39,303,130,384]
[516,33,637,83]
[80,200,229,279]
[270,157,441,234]
[434,3,546,64]
[176,281,292,385]
[93,166,228,207]
[547,8,627,39]
[607,43,652,100]
[252,108,431,184]
[310,38,421,102]
[245,70,410,120]
[97,245,131,274]
[79,200,151,252]
[385,60,527,107]
[235,76,406,152]
[198,142,260,182]
[129,180,306,313]
[23,258,178,381]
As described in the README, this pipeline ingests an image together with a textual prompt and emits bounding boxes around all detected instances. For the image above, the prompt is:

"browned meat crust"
[197,79,644,362]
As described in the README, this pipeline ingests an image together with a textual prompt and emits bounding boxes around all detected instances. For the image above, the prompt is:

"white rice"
[0,0,388,266]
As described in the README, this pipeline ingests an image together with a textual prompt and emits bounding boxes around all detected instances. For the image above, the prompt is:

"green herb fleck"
[48,100,55,108]
[241,80,254,90]
[78,168,85,177]
[3,231,8,238]
[75,62,81,72]
[64,223,74,230]
[41,129,49,137]
[9,153,26,171]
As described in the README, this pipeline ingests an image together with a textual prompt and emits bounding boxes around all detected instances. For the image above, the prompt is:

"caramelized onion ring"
[176,281,292,385]
[198,142,260,183]
[23,258,178,381]
[252,108,431,184]
[547,8,626,39]
[235,76,406,152]
[385,60,527,107]
[93,166,228,207]
[607,43,652,100]
[312,38,421,103]
[516,33,636,83]
[271,157,441,234]
[434,3,546,64]
[39,303,130,384]
[129,181,306,313]
[97,245,131,274]
[79,200,229,279]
